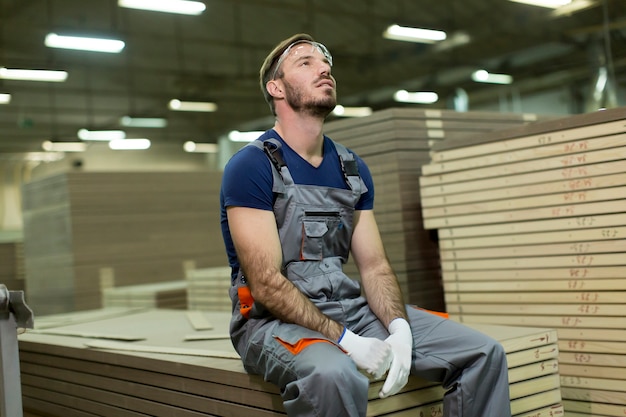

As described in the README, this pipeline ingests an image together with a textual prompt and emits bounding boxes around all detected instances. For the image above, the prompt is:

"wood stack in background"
[18,308,564,416]
[186,266,232,312]
[418,107,626,417]
[102,281,188,309]
[324,108,546,311]
[0,230,24,292]
[21,171,225,315]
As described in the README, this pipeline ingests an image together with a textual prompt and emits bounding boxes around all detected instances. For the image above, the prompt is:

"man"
[220,33,512,417]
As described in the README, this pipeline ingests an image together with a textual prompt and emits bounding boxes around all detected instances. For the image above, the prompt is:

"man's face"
[275,42,337,117]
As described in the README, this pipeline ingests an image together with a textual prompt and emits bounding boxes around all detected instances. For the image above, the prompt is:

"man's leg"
[241,321,370,417]
[406,307,512,417]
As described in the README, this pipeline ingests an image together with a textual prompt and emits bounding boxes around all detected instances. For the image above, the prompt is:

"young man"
[220,33,512,417]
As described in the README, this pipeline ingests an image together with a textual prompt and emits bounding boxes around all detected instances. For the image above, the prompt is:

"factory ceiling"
[0,0,625,156]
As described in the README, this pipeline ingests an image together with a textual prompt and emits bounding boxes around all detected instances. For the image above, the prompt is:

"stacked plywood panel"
[102,281,188,309]
[19,308,563,416]
[186,266,232,312]
[324,108,547,310]
[21,171,224,315]
[418,107,626,416]
[0,231,24,292]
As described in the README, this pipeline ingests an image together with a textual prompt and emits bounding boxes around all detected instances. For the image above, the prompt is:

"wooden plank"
[425,199,626,229]
[440,240,626,260]
[450,313,626,330]
[442,267,626,281]
[420,146,626,187]
[441,252,625,270]
[423,185,626,219]
[436,213,626,239]
[421,159,626,199]
[562,398,626,417]
[429,107,625,154]
[425,130,626,175]
[445,291,626,304]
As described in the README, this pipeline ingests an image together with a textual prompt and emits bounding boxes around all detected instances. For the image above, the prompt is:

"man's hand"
[380,318,413,398]
[338,328,392,379]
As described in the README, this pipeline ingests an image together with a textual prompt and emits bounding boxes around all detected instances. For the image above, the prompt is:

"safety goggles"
[271,40,333,80]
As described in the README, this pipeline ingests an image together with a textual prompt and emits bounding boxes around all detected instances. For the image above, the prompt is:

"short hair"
[259,33,315,116]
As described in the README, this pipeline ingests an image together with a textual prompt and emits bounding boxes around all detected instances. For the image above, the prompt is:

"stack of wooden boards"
[18,308,564,416]
[418,107,626,416]
[21,171,225,316]
[185,266,232,312]
[0,230,24,292]
[324,108,548,311]
[102,281,188,309]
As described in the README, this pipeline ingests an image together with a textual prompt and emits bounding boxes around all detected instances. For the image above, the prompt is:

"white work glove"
[338,328,392,380]
[380,318,413,398]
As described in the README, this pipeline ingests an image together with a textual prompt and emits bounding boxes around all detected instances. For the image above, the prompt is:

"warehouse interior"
[1,0,626,416]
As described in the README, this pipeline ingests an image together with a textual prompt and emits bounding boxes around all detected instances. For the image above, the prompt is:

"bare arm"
[351,210,408,327]
[227,206,344,340]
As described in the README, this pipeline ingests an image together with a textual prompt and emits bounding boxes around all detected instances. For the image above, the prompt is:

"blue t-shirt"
[220,129,375,274]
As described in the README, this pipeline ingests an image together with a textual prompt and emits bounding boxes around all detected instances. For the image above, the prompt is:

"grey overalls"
[228,139,512,417]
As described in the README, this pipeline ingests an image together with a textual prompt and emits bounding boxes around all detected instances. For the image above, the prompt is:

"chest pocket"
[300,211,346,260]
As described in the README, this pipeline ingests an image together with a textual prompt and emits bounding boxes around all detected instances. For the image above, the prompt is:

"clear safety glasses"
[271,40,333,80]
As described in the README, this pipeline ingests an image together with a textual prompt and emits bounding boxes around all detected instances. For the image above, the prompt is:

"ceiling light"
[509,0,571,7]
[0,67,68,82]
[120,116,167,128]
[168,99,218,112]
[108,138,151,150]
[45,33,125,53]
[332,105,373,117]
[183,141,218,153]
[0,93,10,104]
[393,90,439,104]
[118,0,206,15]
[383,24,446,44]
[227,130,264,142]
[472,70,514,84]
[551,0,597,16]
[78,129,126,141]
[42,141,87,152]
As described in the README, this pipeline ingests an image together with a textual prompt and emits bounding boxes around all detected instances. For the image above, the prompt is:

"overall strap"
[246,139,291,192]
[333,141,364,195]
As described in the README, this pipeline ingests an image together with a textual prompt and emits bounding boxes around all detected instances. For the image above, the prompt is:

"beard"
[283,77,337,118]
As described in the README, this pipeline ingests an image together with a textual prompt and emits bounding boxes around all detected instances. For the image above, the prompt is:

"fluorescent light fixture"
[108,138,151,150]
[551,0,596,16]
[393,90,439,104]
[118,0,206,15]
[472,70,514,84]
[120,116,167,128]
[332,105,373,118]
[383,24,446,44]
[0,67,68,82]
[183,141,218,153]
[509,0,570,7]
[45,33,125,53]
[227,130,264,142]
[168,99,218,112]
[78,129,126,141]
[0,93,10,104]
[42,141,87,152]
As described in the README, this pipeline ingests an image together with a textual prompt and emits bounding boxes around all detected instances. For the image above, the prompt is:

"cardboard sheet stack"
[18,308,564,416]
[186,266,232,311]
[102,281,188,309]
[0,231,24,292]
[418,107,626,416]
[21,171,225,316]
[324,108,546,311]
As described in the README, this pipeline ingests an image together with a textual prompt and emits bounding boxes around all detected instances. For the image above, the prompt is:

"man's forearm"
[249,268,344,340]
[362,263,408,328]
